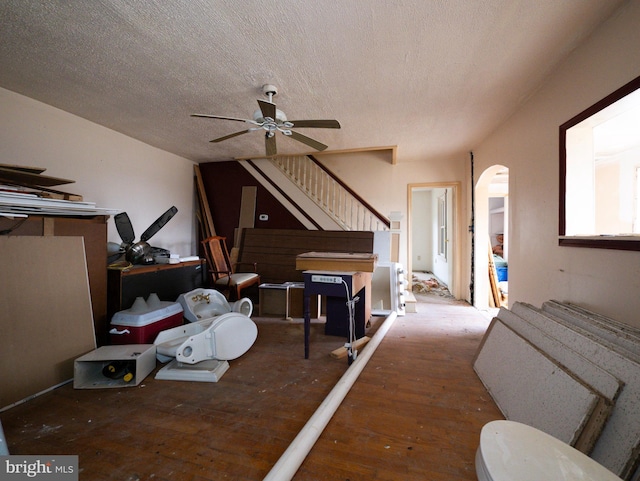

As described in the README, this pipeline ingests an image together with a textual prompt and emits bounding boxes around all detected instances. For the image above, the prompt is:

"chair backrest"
[201,236,232,281]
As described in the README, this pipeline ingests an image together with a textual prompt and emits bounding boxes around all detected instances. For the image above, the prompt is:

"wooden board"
[296,251,378,273]
[474,319,601,447]
[496,307,621,454]
[0,163,46,175]
[330,336,370,359]
[0,236,96,410]
[511,302,640,479]
[487,241,502,307]
[0,166,75,186]
[194,164,215,238]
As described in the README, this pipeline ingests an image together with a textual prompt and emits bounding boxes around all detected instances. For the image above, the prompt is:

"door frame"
[407,182,462,298]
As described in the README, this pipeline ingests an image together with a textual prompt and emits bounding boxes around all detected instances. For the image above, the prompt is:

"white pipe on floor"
[262,311,398,481]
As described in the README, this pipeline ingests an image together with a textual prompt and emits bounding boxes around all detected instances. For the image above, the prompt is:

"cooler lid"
[111,301,183,327]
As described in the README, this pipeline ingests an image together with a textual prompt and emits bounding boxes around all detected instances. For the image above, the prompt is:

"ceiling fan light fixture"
[192,83,340,156]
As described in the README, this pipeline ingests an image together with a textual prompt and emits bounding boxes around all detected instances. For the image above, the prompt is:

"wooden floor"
[1,293,503,480]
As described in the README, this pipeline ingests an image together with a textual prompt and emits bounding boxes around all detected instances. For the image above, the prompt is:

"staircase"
[270,155,390,232]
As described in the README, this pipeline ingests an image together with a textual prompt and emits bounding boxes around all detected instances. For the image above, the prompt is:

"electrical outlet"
[311,275,343,284]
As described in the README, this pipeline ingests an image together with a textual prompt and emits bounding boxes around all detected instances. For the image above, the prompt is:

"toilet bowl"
[476,420,622,481]
[175,312,258,363]
[154,312,258,362]
[177,288,253,322]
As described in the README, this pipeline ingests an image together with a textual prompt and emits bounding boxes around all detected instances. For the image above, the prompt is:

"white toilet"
[476,420,623,481]
[153,311,258,382]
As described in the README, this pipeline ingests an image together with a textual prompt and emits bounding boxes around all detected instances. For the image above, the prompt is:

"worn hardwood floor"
[1,293,502,480]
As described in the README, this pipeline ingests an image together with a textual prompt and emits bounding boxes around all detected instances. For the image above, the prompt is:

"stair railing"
[271,155,390,231]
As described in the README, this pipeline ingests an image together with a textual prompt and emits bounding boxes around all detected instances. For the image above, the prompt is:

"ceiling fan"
[191,84,341,156]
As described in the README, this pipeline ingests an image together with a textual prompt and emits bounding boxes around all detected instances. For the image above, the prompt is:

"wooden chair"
[201,236,260,301]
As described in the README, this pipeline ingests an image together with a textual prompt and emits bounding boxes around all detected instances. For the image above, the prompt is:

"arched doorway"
[474,166,509,312]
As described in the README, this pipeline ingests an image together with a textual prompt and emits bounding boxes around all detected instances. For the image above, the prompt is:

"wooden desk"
[302,270,370,359]
[297,252,377,359]
[107,259,206,321]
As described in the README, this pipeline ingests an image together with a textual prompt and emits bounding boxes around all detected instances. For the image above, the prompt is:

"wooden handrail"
[307,155,391,228]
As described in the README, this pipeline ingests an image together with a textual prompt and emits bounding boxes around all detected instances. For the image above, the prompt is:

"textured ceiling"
[0,0,626,163]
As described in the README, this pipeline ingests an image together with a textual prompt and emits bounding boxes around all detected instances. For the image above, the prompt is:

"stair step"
[404,290,417,313]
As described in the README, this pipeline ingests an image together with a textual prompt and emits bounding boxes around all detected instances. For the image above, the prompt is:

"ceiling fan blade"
[140,206,178,242]
[258,99,277,120]
[191,113,251,123]
[210,130,251,143]
[265,134,277,156]
[289,131,328,151]
[289,119,341,129]
[114,212,135,245]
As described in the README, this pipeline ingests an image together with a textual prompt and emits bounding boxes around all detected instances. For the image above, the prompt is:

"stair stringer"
[238,159,343,230]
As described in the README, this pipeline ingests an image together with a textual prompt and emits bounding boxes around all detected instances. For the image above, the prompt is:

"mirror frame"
[559,74,640,251]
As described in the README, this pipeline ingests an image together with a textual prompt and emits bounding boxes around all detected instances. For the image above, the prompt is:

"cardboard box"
[74,344,156,389]
[287,283,320,318]
[259,282,319,319]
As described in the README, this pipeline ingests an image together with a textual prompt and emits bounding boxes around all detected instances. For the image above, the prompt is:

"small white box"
[74,344,156,389]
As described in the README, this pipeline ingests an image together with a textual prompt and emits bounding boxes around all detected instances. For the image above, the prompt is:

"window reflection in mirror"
[559,75,640,250]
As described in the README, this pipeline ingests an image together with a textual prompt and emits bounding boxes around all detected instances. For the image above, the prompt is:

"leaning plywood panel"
[474,319,601,448]
[0,236,96,410]
[543,301,640,358]
[497,307,621,454]
[512,302,640,480]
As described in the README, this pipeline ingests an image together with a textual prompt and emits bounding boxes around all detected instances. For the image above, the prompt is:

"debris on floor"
[412,274,453,298]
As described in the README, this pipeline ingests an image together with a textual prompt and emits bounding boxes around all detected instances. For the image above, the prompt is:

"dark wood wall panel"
[239,228,374,284]
[198,161,306,246]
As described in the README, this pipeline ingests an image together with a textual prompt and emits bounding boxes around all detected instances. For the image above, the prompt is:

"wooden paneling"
[239,228,374,284]
[198,161,306,245]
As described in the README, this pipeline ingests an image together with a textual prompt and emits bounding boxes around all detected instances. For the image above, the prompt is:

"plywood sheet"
[512,302,640,480]
[474,319,601,447]
[497,307,620,454]
[239,186,257,229]
[0,236,96,410]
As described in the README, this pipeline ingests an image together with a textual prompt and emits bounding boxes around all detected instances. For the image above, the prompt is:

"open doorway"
[474,166,509,311]
[408,182,462,299]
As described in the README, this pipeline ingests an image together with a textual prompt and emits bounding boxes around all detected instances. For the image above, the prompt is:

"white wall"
[319,150,469,299]
[0,88,196,257]
[473,0,640,327]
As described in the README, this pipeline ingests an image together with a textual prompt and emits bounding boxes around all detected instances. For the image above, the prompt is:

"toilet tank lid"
[479,420,623,481]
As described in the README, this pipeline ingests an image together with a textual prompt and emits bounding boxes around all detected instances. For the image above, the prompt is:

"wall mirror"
[559,74,640,250]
